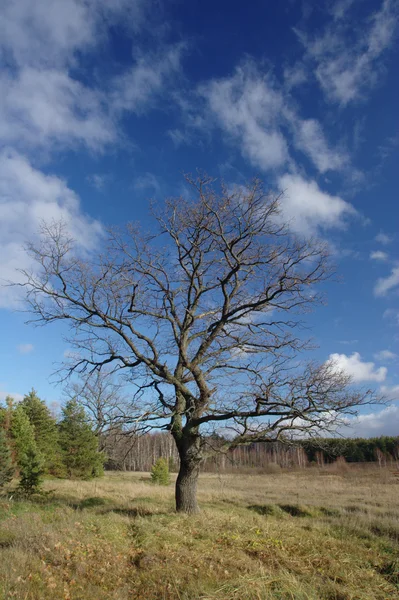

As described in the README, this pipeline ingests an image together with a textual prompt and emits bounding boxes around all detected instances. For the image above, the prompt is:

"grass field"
[0,467,398,599]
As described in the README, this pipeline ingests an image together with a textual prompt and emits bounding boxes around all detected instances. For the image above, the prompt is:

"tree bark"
[175,458,201,514]
[174,429,202,514]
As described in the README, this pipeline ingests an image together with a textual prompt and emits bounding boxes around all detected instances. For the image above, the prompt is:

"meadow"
[0,466,398,599]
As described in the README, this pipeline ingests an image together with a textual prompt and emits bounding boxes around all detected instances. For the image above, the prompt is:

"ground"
[0,466,398,599]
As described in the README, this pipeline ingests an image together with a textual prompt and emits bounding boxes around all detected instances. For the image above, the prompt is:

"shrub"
[151,457,170,485]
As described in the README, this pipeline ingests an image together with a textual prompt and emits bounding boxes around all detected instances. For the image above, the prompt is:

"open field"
[0,468,398,599]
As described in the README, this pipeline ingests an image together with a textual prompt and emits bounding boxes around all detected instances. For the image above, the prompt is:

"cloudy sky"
[0,0,398,437]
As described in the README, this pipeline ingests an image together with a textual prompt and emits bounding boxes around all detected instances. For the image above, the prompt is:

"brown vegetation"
[1,466,398,599]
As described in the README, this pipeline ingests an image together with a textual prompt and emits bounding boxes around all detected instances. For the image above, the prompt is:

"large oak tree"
[17,176,377,513]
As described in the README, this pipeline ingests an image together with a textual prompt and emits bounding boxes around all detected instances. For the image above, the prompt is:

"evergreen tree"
[0,429,14,488]
[20,389,64,476]
[9,404,44,494]
[151,457,171,485]
[18,447,44,496]
[10,405,37,467]
[59,399,104,479]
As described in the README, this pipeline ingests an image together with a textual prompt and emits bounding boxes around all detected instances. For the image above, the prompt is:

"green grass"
[0,468,398,599]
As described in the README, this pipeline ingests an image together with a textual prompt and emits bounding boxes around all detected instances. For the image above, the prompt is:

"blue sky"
[0,0,398,437]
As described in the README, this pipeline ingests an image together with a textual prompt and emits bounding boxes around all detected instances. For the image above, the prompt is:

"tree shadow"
[78,496,109,509]
[16,493,112,512]
[278,504,312,517]
[247,504,284,517]
[0,531,16,548]
[1,490,171,519]
[110,506,168,518]
[248,503,313,517]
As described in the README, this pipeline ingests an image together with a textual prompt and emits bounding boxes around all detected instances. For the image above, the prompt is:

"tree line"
[0,390,103,494]
[1,388,397,493]
[301,436,399,466]
[102,430,399,473]
[61,370,398,473]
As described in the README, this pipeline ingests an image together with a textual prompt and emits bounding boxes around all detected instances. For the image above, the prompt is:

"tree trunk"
[174,429,202,514]
[175,458,200,514]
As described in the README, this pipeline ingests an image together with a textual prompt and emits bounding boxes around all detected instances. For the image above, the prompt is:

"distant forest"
[103,430,399,472]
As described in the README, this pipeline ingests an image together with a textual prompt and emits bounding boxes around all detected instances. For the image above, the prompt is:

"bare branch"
[14,176,380,512]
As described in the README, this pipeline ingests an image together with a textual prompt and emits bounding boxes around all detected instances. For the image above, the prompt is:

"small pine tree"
[59,399,104,479]
[10,405,37,466]
[18,447,44,496]
[20,389,64,476]
[0,429,14,488]
[151,457,170,485]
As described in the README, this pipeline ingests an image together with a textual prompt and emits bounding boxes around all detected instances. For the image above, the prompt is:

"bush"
[151,457,170,485]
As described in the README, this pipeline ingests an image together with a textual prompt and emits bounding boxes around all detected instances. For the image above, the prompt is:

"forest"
[103,429,399,472]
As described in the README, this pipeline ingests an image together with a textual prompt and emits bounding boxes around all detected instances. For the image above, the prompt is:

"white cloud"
[0,1,176,155]
[370,250,388,260]
[17,343,34,354]
[329,0,356,21]
[278,173,356,235]
[374,266,399,297]
[199,61,347,176]
[0,389,24,403]
[374,349,397,361]
[0,3,184,314]
[0,1,121,155]
[0,0,96,69]
[329,351,387,382]
[0,68,116,152]
[383,308,399,323]
[380,385,399,400]
[134,172,161,195]
[0,0,147,69]
[200,64,289,170]
[375,232,393,245]
[87,174,107,191]
[292,118,347,174]
[343,404,399,437]
[111,45,184,114]
[283,63,308,89]
[0,150,103,308]
[298,0,398,105]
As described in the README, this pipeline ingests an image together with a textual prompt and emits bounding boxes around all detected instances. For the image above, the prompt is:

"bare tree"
[63,370,129,449]
[15,176,378,513]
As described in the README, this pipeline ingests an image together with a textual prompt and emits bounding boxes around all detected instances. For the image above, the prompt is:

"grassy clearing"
[0,468,398,599]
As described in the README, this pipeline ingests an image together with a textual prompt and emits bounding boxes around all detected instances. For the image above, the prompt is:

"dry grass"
[0,467,398,599]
